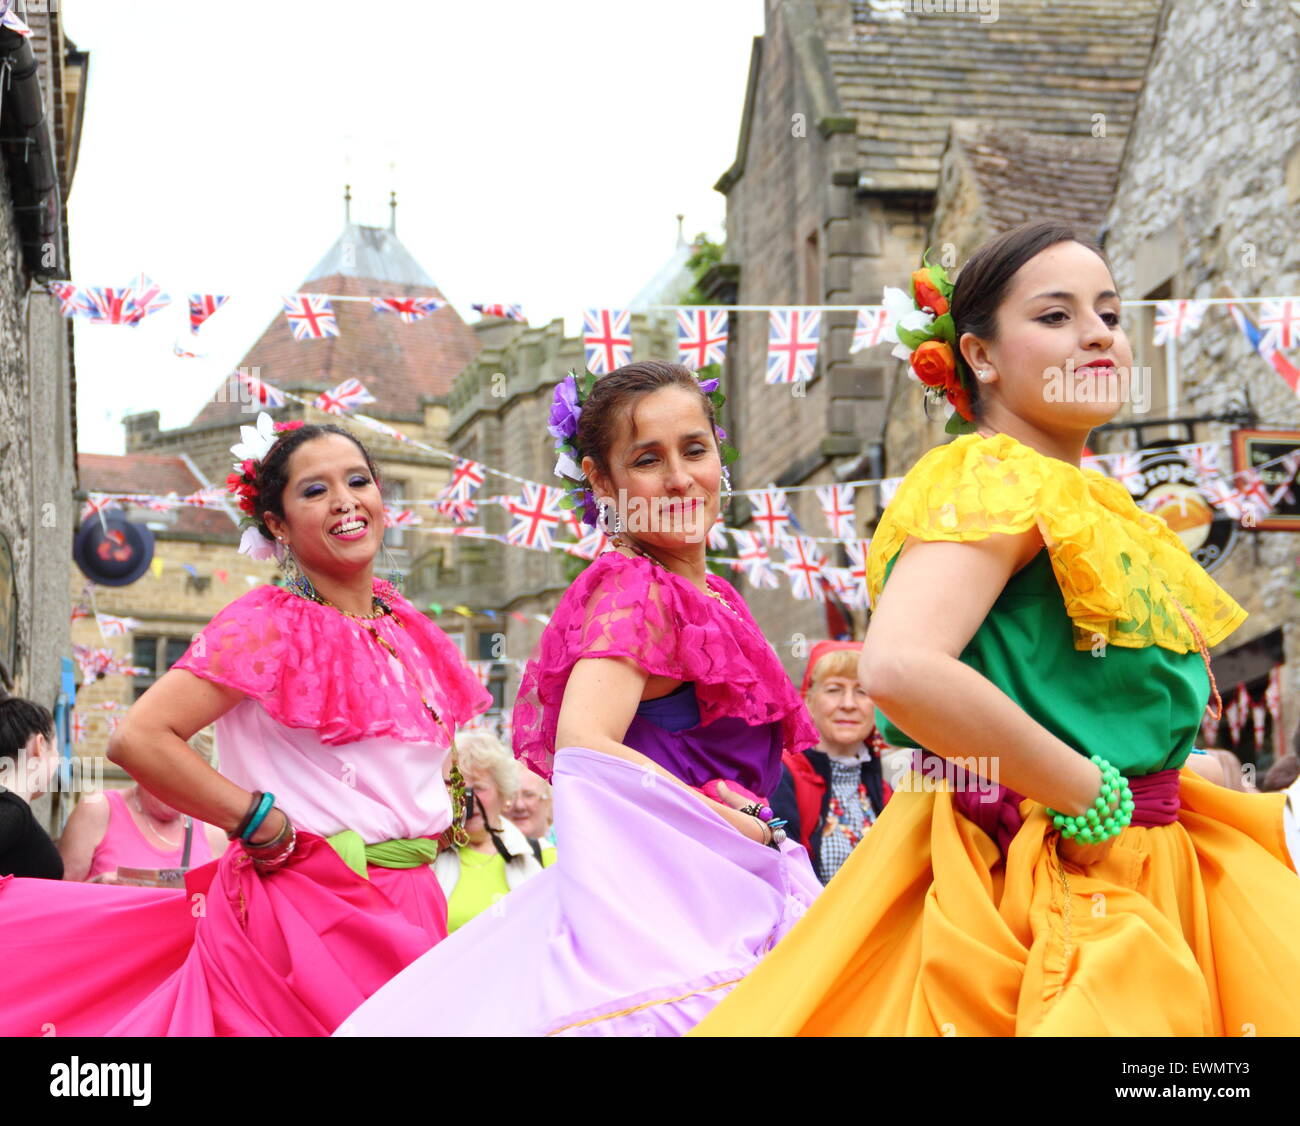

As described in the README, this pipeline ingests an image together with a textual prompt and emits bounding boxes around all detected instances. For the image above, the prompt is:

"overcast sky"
[63,0,766,455]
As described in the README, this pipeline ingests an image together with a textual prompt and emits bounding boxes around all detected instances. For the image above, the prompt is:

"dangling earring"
[597,500,623,538]
[279,542,317,601]
[447,749,469,849]
[721,465,734,509]
[380,542,405,591]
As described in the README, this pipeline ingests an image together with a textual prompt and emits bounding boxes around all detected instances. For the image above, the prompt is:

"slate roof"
[945,119,1125,235]
[190,224,480,429]
[838,0,1162,190]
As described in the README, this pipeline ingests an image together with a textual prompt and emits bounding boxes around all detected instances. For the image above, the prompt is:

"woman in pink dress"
[59,783,223,883]
[0,415,490,1036]
[340,361,822,1037]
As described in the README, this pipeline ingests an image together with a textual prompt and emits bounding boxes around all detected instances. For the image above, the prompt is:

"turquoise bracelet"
[241,791,276,842]
[1046,755,1134,846]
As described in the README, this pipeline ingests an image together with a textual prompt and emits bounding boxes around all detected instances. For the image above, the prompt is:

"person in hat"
[339,360,821,1037]
[696,220,1300,1037]
[771,641,892,884]
[0,416,491,1036]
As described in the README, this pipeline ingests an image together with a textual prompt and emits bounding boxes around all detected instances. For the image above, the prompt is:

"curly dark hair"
[252,423,382,542]
[949,220,1111,420]
[574,360,722,485]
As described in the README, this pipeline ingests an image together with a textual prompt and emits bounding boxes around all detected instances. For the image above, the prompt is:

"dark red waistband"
[914,751,1182,856]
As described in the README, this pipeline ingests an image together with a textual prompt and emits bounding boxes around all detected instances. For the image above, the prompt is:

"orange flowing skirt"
[692,767,1300,1036]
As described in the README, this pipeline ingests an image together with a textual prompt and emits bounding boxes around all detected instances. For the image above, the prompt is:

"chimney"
[123,411,160,452]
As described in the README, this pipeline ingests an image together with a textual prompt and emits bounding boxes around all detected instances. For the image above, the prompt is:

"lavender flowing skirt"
[336,746,821,1036]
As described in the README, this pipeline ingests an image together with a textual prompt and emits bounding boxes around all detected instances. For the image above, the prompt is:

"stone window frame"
[131,634,191,702]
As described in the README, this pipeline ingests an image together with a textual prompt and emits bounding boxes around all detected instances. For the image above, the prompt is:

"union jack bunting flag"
[188,294,230,334]
[96,613,141,637]
[706,514,730,551]
[583,308,634,375]
[730,530,779,590]
[1152,299,1208,346]
[878,477,903,509]
[468,661,494,688]
[182,486,226,509]
[558,505,585,544]
[1175,442,1221,483]
[1267,666,1284,737]
[1269,451,1300,508]
[70,711,87,746]
[383,507,421,529]
[821,566,867,609]
[844,538,871,604]
[0,1,32,37]
[471,303,526,323]
[70,604,92,623]
[352,413,409,443]
[749,488,792,542]
[505,483,565,551]
[439,458,486,502]
[782,537,826,601]
[1079,453,1107,475]
[815,483,856,540]
[72,645,117,680]
[314,378,376,415]
[126,274,171,324]
[82,287,136,326]
[173,341,202,359]
[1105,451,1146,496]
[676,309,729,370]
[1252,695,1268,754]
[1259,299,1300,352]
[1228,300,1300,395]
[766,309,821,383]
[48,282,89,318]
[236,370,286,408]
[567,525,611,561]
[434,497,478,524]
[371,296,446,323]
[851,306,892,353]
[80,496,122,523]
[106,714,122,737]
[282,294,340,341]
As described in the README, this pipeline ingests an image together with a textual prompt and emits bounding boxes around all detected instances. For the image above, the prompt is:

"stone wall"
[1102,0,1300,764]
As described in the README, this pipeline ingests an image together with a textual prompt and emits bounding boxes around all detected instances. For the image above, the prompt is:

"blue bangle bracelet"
[242,791,276,841]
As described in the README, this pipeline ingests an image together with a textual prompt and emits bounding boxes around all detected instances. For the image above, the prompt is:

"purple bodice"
[623,682,783,800]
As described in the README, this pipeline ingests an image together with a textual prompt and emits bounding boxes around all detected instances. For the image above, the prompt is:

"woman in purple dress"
[339,361,821,1037]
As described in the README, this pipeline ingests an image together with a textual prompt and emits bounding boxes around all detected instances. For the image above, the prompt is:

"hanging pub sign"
[1231,428,1300,531]
[1127,439,1238,574]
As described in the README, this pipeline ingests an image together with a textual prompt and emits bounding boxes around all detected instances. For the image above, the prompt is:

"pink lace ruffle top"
[173,578,492,748]
[512,552,817,780]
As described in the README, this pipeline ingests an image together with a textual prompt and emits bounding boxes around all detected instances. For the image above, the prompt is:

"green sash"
[325,829,441,879]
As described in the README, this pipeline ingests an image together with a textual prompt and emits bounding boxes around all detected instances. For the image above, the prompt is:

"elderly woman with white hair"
[435,732,556,932]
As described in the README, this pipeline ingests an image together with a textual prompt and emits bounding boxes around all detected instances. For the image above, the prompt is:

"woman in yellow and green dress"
[695,220,1300,1037]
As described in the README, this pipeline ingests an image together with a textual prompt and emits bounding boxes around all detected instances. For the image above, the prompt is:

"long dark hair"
[950,221,1111,418]
[252,423,382,542]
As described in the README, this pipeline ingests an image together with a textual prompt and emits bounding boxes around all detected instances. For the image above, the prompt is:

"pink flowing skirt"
[0,831,447,1036]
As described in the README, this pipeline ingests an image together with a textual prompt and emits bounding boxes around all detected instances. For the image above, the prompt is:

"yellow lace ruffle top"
[866,433,1247,654]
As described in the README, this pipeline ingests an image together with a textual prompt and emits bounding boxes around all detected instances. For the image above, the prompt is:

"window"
[476,629,507,712]
[132,634,193,702]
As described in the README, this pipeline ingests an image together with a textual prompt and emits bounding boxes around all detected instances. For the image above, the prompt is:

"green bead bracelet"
[1046,754,1134,844]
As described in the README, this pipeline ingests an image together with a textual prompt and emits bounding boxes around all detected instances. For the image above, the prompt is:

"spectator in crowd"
[0,697,63,879]
[1262,750,1300,871]
[59,778,227,884]
[434,732,555,932]
[505,762,554,845]
[772,641,892,884]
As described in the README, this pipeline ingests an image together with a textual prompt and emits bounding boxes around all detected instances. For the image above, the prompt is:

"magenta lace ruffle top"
[173,578,492,747]
[512,552,817,782]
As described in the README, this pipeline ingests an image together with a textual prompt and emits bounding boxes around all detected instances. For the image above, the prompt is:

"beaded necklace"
[827,782,876,847]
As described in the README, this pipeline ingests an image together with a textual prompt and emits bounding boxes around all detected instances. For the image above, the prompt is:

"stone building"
[0,5,85,819]
[711,0,1163,678]
[1095,0,1300,771]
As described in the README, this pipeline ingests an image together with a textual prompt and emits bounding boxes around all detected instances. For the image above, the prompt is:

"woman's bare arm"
[556,656,768,843]
[57,792,110,881]
[107,669,275,839]
[860,532,1103,818]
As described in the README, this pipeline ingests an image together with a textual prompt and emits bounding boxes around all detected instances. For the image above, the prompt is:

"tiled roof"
[190,226,481,428]
[831,0,1163,191]
[948,120,1124,235]
[78,454,237,537]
